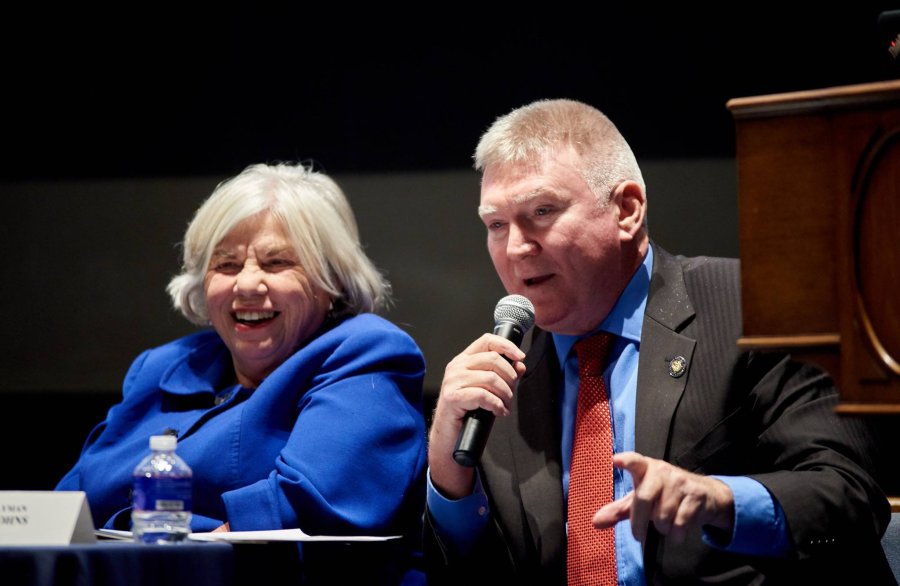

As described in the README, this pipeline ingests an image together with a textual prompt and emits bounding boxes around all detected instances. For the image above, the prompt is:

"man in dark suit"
[424,99,894,584]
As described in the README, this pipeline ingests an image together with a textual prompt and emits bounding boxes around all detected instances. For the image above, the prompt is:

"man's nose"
[507,224,539,259]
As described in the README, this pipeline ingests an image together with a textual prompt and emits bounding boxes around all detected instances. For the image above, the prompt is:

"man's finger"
[592,492,633,529]
[612,451,649,483]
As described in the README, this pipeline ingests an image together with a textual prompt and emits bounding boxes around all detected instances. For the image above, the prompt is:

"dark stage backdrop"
[2,160,737,395]
[2,6,898,492]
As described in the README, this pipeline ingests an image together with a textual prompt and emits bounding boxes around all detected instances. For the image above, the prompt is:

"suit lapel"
[510,329,567,567]
[634,246,697,460]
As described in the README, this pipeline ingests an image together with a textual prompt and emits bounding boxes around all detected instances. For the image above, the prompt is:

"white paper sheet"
[96,527,401,543]
[187,529,401,542]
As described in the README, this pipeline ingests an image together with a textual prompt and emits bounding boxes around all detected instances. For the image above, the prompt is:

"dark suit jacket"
[426,245,894,585]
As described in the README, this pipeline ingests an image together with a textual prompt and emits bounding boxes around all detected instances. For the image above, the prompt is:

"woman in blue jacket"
[57,162,427,583]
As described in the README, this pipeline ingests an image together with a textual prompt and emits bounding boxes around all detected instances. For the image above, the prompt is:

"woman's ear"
[612,180,646,240]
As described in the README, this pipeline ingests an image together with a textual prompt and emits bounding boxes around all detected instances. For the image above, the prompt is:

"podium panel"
[728,80,900,412]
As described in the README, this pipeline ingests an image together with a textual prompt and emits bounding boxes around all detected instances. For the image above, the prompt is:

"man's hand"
[427,333,526,499]
[592,451,735,543]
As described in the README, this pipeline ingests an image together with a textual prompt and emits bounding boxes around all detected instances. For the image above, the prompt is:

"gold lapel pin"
[667,355,687,378]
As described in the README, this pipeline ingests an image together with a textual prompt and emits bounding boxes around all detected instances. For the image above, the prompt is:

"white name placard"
[0,491,96,545]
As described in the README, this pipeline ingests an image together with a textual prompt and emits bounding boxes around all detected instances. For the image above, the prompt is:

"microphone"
[452,294,536,467]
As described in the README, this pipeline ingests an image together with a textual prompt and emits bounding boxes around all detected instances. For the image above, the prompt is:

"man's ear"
[612,180,647,240]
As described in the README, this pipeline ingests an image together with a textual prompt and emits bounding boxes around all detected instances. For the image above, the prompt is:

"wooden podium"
[728,80,900,414]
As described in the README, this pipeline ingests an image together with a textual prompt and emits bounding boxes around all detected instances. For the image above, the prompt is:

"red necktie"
[567,332,617,586]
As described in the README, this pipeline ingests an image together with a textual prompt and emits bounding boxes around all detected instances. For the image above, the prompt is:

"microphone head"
[494,294,536,332]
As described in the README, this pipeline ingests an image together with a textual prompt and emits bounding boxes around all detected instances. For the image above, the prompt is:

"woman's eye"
[265,259,294,269]
[214,262,241,272]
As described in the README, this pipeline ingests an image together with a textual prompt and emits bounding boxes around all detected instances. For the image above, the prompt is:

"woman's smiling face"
[203,212,331,388]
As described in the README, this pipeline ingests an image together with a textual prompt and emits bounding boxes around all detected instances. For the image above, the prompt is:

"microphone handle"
[453,408,495,467]
[452,320,525,467]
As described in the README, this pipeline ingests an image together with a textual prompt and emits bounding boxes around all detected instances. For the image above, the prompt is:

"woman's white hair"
[167,162,391,325]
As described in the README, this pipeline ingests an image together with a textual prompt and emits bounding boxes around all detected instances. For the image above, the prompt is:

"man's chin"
[535,312,597,337]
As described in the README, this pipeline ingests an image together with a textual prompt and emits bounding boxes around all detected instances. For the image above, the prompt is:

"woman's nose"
[233,265,267,296]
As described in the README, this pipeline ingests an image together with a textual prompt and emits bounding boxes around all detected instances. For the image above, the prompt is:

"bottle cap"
[149,435,177,451]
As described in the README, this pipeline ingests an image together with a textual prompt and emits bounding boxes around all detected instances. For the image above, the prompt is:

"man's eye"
[535,207,551,216]
[488,221,506,230]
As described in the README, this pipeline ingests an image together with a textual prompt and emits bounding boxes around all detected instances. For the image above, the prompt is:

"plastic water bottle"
[132,434,193,544]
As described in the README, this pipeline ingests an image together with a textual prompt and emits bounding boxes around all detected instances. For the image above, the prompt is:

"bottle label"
[133,477,192,512]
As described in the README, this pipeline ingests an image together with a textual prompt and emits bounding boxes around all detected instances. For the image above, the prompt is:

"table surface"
[0,537,423,586]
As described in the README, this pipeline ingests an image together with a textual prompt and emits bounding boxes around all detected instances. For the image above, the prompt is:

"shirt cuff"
[426,468,490,555]
[705,475,792,557]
